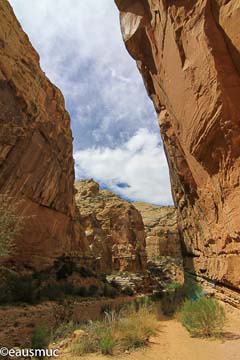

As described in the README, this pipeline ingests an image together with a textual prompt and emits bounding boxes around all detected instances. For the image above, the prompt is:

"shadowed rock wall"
[0,0,87,269]
[115,0,240,290]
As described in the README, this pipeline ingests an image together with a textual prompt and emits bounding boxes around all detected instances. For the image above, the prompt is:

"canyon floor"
[60,304,240,360]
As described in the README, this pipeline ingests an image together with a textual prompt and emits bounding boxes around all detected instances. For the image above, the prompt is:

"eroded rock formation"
[115,0,240,290]
[134,203,181,258]
[0,0,87,269]
[75,180,147,272]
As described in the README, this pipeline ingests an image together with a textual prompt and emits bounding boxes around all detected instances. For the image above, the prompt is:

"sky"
[9,0,173,205]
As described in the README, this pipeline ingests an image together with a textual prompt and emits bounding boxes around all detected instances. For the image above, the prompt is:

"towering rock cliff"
[75,180,147,273]
[0,0,86,269]
[115,0,240,291]
[133,203,181,258]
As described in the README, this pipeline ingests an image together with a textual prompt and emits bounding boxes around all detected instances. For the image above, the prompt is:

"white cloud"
[9,0,158,148]
[9,0,173,204]
[74,128,173,205]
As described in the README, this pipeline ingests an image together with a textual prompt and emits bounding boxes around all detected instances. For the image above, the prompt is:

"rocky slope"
[0,0,87,269]
[75,180,147,273]
[115,0,240,291]
[133,203,181,258]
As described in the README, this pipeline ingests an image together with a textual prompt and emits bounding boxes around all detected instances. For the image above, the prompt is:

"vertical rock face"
[75,180,147,273]
[133,203,181,258]
[115,0,240,290]
[0,0,86,269]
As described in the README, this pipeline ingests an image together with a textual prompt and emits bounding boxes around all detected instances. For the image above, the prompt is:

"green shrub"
[77,266,94,278]
[165,281,182,292]
[122,286,134,296]
[8,274,37,304]
[32,324,50,350]
[162,277,202,316]
[99,331,115,355]
[37,283,63,301]
[88,284,99,297]
[110,279,121,290]
[54,256,76,280]
[181,297,226,337]
[102,284,118,298]
[74,286,88,297]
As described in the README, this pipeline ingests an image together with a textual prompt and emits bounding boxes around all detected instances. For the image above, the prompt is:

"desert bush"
[54,256,76,280]
[98,330,115,355]
[77,266,94,278]
[102,284,118,298]
[52,321,80,342]
[162,277,202,316]
[165,281,182,292]
[122,286,134,296]
[181,297,226,337]
[37,283,63,301]
[32,324,50,350]
[8,273,37,304]
[74,285,88,297]
[71,323,99,356]
[70,305,158,356]
[0,194,25,258]
[116,307,158,351]
[88,284,99,296]
[110,279,121,290]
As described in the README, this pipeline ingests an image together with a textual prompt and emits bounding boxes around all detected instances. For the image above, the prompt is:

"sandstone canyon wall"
[115,0,240,290]
[133,203,181,258]
[75,180,147,273]
[0,0,87,270]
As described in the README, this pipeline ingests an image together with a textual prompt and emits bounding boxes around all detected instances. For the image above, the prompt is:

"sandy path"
[61,304,240,360]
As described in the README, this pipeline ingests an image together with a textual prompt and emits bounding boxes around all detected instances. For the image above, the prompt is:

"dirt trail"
[61,304,240,360]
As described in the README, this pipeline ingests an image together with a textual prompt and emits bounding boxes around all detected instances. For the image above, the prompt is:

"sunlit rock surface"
[0,0,87,269]
[75,179,147,273]
[115,0,240,290]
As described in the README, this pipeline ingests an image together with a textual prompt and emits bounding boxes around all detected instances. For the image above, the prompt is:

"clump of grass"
[116,307,158,351]
[32,324,50,349]
[71,327,98,356]
[52,321,80,342]
[70,305,158,356]
[180,297,226,338]
[97,327,115,355]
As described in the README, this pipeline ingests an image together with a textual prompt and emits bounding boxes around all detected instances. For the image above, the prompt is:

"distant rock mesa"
[75,179,147,273]
[115,0,240,290]
[133,203,181,258]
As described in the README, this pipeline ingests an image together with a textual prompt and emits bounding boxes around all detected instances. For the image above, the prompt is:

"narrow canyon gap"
[114,0,240,291]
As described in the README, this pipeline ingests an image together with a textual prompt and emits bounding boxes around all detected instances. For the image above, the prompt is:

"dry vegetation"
[53,303,159,356]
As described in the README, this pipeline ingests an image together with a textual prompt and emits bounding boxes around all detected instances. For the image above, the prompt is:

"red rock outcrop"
[0,0,87,269]
[75,180,147,273]
[133,203,181,258]
[115,0,240,291]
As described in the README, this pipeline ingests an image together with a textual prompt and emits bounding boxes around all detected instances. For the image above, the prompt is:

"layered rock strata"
[0,0,86,269]
[134,203,181,258]
[115,0,240,290]
[75,180,147,273]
